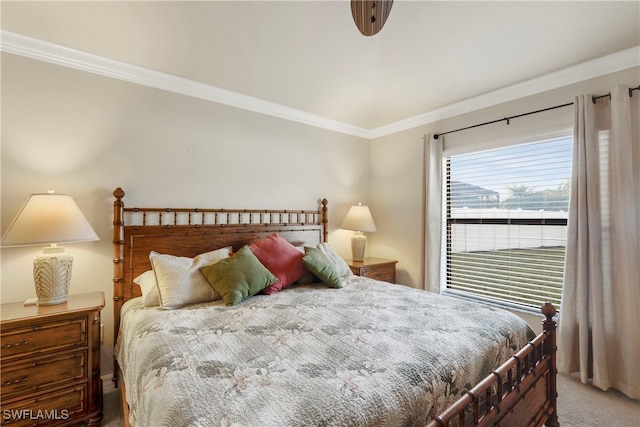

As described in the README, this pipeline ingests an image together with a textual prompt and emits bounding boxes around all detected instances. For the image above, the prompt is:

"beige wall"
[0,53,371,375]
[367,67,639,303]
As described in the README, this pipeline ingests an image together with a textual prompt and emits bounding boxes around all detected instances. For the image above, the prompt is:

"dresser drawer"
[1,351,86,400]
[0,384,87,426]
[360,265,395,282]
[0,318,86,361]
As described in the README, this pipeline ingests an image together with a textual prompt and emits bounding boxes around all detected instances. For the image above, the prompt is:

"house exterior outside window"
[443,137,572,311]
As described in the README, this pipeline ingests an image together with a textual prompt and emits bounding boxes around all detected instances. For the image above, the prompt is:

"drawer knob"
[2,340,28,349]
[3,376,28,386]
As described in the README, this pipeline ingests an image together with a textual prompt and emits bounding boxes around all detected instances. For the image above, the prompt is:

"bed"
[111,187,559,427]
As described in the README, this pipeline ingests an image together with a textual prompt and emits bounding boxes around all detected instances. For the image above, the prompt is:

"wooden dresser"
[347,257,398,284]
[0,292,105,426]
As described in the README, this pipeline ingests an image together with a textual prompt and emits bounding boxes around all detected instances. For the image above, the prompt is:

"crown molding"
[370,46,640,139]
[0,30,371,139]
[2,30,638,140]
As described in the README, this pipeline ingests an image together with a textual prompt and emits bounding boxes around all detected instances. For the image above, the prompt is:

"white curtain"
[558,85,640,399]
[424,134,443,293]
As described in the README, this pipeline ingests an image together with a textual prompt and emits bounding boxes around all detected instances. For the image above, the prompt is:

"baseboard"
[102,374,116,394]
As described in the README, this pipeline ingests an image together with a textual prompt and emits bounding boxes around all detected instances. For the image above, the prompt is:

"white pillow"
[150,247,232,309]
[317,242,353,277]
[133,270,160,306]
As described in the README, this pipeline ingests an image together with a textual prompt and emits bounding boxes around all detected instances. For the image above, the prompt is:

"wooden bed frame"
[111,187,559,427]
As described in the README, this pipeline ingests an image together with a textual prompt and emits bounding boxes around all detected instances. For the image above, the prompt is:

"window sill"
[442,290,557,316]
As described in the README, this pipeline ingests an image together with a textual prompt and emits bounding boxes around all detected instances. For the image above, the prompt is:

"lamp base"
[351,232,367,262]
[33,247,72,305]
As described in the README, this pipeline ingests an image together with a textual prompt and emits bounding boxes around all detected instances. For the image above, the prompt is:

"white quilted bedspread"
[116,276,535,427]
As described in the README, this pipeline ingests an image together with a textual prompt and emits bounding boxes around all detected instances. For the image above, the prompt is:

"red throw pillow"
[249,233,307,294]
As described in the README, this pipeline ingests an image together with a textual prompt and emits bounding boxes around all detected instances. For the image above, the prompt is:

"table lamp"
[1,191,99,305]
[340,203,376,261]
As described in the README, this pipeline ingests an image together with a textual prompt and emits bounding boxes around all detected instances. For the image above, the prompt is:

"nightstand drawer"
[1,318,87,361]
[360,265,395,282]
[1,351,86,399]
[1,383,87,426]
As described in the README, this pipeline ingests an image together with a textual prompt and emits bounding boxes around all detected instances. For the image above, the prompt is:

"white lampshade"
[340,203,377,233]
[2,193,99,247]
[340,203,376,262]
[2,192,99,305]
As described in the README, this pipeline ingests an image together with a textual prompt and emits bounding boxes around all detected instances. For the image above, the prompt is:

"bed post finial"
[541,302,559,427]
[541,302,557,321]
[114,187,125,200]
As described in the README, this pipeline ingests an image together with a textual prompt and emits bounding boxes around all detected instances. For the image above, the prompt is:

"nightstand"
[347,257,398,284]
[1,292,105,426]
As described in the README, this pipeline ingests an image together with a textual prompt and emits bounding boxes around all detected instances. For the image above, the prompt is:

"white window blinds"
[443,137,572,310]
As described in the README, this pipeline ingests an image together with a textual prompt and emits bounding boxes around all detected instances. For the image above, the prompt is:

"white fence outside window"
[450,208,567,253]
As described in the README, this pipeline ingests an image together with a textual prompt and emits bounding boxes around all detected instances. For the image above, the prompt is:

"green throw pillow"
[303,246,342,289]
[200,245,277,306]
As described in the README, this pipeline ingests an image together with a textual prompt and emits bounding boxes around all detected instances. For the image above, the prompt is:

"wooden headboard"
[112,187,328,343]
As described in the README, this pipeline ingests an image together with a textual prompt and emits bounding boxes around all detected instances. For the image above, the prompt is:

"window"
[443,137,572,311]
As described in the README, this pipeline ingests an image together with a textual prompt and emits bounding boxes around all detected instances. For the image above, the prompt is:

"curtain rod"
[433,85,640,140]
[591,85,640,103]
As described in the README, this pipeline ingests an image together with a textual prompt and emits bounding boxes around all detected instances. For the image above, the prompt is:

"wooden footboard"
[427,303,559,427]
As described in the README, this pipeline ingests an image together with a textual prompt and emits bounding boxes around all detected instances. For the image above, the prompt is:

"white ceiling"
[1,1,639,134]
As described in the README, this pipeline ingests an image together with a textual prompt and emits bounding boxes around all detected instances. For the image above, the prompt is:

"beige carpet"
[102,384,124,427]
[102,373,639,426]
[556,373,639,427]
